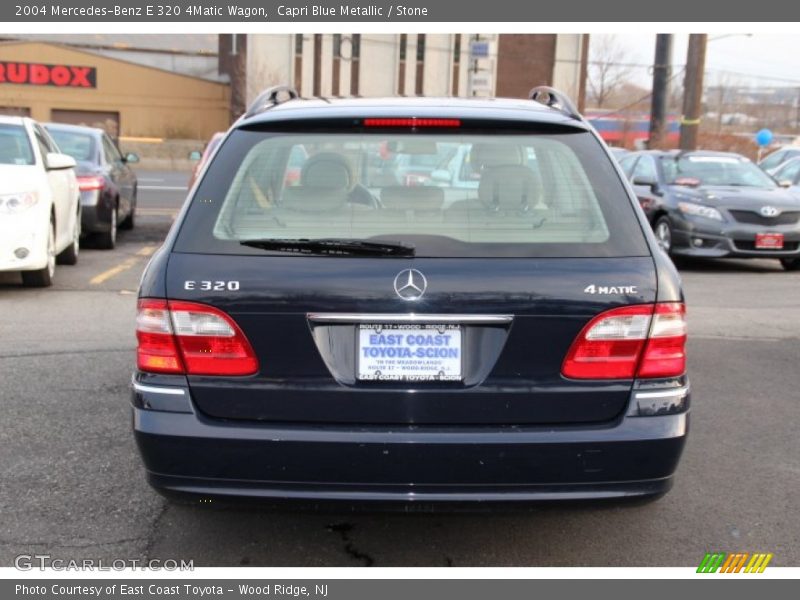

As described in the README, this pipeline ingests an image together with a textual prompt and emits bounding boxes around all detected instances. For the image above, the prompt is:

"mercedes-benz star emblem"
[760,206,780,217]
[393,269,427,301]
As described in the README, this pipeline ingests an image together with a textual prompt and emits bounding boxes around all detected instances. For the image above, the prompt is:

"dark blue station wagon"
[132,87,690,505]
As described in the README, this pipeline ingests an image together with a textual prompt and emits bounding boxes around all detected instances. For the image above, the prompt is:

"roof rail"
[528,86,581,120]
[244,85,299,118]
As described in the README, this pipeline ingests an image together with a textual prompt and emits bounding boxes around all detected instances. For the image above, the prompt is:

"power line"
[586,67,687,119]
[321,34,800,85]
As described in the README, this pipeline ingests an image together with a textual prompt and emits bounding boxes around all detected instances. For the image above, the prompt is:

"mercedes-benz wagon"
[132,87,690,505]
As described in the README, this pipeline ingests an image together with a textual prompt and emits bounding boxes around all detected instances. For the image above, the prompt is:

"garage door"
[50,109,120,139]
[0,106,31,117]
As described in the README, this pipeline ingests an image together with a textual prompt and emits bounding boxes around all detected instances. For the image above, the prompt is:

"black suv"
[133,87,689,505]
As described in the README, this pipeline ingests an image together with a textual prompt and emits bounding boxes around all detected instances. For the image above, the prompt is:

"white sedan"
[0,116,81,287]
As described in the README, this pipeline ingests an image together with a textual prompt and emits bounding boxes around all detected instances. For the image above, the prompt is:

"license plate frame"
[755,232,784,249]
[357,323,463,382]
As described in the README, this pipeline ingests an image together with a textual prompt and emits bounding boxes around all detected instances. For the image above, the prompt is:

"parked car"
[392,144,459,187]
[0,116,81,286]
[283,144,308,186]
[133,86,689,506]
[425,144,538,198]
[44,123,138,249]
[608,146,630,162]
[771,156,800,192]
[758,145,800,175]
[188,132,225,189]
[620,150,800,270]
[364,142,471,192]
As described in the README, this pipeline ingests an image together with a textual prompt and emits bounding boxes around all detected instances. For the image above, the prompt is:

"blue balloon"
[756,129,773,147]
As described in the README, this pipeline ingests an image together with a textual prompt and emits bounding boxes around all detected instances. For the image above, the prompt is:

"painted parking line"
[89,245,157,285]
[137,246,157,257]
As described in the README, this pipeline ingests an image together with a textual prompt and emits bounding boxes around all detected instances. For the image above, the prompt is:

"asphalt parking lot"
[0,169,798,567]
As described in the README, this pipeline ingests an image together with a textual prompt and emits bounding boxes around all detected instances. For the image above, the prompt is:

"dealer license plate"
[357,323,462,382]
[755,233,784,249]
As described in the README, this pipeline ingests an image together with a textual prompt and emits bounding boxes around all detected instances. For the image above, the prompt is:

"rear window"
[174,125,648,258]
[46,129,97,163]
[0,124,34,166]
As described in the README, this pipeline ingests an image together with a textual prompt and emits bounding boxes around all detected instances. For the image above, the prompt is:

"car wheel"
[97,204,118,250]
[22,215,56,287]
[653,216,673,255]
[57,206,81,265]
[780,258,800,271]
[119,189,136,230]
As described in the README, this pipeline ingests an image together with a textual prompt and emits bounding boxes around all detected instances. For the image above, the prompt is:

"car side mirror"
[45,152,76,170]
[124,152,140,164]
[631,175,660,193]
[188,150,202,161]
[778,179,793,188]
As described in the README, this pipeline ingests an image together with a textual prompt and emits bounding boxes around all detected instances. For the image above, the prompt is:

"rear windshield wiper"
[240,238,416,256]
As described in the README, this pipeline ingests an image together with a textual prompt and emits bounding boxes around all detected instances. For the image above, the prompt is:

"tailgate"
[165,254,656,425]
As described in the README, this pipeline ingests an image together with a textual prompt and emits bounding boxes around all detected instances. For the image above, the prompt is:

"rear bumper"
[132,382,689,504]
[80,190,114,233]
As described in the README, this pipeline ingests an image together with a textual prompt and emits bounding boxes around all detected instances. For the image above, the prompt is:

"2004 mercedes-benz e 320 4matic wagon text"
[132,86,690,505]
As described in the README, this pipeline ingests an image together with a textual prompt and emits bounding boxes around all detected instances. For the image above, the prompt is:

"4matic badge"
[583,284,638,295]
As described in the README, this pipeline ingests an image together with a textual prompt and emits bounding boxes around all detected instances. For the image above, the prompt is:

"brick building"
[223,34,588,117]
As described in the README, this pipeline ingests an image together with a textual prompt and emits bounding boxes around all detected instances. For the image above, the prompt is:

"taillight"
[77,175,105,191]
[136,299,183,374]
[136,299,258,376]
[637,303,687,378]
[561,303,686,380]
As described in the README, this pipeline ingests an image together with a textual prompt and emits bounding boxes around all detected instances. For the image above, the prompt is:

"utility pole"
[648,34,673,148]
[577,33,590,113]
[795,87,800,131]
[679,34,707,151]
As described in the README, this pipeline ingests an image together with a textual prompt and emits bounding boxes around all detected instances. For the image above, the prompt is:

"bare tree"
[588,35,634,109]
[707,72,748,132]
[225,56,290,124]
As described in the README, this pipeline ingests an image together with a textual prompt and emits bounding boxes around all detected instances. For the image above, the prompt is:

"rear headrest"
[470,144,525,168]
[380,186,445,210]
[478,165,545,211]
[280,187,349,213]
[300,152,353,190]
